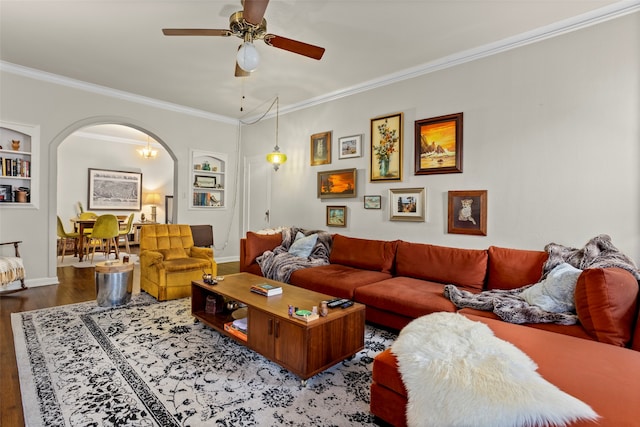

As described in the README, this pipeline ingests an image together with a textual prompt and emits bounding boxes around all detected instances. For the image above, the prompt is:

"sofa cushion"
[158,248,188,261]
[574,267,639,347]
[289,264,391,299]
[244,232,282,267]
[329,234,398,273]
[395,241,487,289]
[519,263,582,313]
[487,246,548,290]
[288,232,318,258]
[355,277,459,319]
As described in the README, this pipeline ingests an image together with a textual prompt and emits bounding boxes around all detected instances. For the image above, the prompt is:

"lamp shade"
[144,192,161,206]
[237,42,260,72]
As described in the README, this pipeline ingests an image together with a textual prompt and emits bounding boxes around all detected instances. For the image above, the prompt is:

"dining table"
[71,216,127,262]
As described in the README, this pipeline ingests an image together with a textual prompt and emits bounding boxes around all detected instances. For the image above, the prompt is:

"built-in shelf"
[190,149,227,209]
[0,121,40,209]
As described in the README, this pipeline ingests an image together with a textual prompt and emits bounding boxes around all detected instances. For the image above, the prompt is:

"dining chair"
[56,216,80,262]
[87,214,120,263]
[118,213,135,254]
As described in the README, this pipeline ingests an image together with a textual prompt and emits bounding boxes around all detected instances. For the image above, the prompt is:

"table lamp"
[144,192,161,223]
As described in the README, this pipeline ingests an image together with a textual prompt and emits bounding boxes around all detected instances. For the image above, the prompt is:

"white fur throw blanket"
[256,227,332,283]
[392,313,598,427]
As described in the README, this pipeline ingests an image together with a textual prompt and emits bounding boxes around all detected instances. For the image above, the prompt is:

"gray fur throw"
[444,285,579,325]
[543,234,640,280]
[256,227,332,283]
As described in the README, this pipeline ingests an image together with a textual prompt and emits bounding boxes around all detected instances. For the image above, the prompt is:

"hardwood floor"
[0,260,239,427]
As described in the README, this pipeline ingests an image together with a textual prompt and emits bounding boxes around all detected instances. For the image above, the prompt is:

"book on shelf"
[224,321,248,341]
[250,283,283,296]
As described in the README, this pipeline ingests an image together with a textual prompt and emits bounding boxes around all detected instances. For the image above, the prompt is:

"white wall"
[0,73,241,287]
[241,13,640,262]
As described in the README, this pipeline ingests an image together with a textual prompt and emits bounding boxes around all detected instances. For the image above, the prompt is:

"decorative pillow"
[158,248,188,260]
[520,263,582,313]
[288,232,318,258]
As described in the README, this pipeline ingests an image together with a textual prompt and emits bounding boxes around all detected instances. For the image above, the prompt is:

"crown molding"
[2,1,638,124]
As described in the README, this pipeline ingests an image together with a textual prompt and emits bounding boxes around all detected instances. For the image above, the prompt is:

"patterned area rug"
[12,294,397,426]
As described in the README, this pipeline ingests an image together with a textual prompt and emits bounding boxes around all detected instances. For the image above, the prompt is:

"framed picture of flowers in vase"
[370,112,403,182]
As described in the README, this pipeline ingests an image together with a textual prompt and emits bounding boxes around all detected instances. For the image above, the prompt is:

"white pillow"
[288,232,318,258]
[520,263,582,313]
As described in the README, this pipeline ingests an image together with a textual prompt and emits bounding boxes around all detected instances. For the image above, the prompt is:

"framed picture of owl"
[447,190,487,235]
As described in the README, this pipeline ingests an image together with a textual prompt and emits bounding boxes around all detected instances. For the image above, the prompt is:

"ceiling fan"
[162,0,325,77]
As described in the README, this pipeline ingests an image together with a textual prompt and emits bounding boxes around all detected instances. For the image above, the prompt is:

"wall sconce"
[265,97,287,171]
[144,192,161,222]
[138,136,158,159]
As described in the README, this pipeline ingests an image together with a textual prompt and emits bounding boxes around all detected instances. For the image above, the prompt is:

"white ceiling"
[1,0,636,122]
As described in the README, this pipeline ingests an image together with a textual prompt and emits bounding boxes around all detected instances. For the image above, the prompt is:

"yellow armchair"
[139,224,216,301]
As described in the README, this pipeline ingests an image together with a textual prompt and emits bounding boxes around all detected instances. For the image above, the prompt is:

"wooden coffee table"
[191,272,365,381]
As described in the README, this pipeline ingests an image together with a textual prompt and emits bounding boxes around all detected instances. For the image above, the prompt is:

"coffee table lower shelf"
[192,275,366,380]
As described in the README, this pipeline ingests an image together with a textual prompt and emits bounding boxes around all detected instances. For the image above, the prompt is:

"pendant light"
[266,97,287,171]
[138,135,158,159]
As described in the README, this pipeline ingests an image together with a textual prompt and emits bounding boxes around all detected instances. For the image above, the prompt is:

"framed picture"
[165,195,173,224]
[310,131,331,166]
[88,168,142,210]
[0,184,12,202]
[317,168,357,199]
[194,175,216,188]
[389,187,425,222]
[447,190,487,235]
[364,195,381,209]
[415,112,463,175]
[338,134,362,159]
[326,206,347,227]
[371,112,403,181]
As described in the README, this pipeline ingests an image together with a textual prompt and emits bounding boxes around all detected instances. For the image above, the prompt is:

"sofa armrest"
[140,250,164,269]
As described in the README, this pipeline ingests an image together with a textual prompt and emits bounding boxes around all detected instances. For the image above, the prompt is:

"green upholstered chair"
[118,213,135,254]
[56,216,80,262]
[87,214,120,263]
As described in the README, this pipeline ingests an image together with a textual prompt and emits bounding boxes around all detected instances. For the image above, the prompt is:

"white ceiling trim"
[2,1,638,125]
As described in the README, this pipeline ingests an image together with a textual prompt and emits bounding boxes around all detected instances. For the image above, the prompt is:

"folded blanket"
[256,227,332,283]
[444,285,578,325]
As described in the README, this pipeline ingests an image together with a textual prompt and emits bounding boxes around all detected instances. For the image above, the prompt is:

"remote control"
[327,298,349,308]
[340,301,354,309]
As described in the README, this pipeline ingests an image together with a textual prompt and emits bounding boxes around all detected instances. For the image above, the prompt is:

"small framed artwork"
[389,188,425,222]
[326,206,347,227]
[447,190,487,235]
[415,112,463,175]
[310,131,331,166]
[338,134,362,159]
[0,184,12,202]
[371,112,403,182]
[317,168,357,199]
[88,168,142,210]
[364,195,381,209]
[194,175,216,188]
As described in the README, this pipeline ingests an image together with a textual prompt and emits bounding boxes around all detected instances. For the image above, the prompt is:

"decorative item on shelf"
[14,188,28,203]
[266,97,287,171]
[11,140,20,151]
[202,161,211,171]
[137,135,158,159]
[144,192,161,222]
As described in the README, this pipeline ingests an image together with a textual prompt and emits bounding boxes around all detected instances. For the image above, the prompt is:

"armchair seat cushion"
[160,257,211,272]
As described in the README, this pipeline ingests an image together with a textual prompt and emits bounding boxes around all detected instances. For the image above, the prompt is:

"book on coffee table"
[250,283,283,296]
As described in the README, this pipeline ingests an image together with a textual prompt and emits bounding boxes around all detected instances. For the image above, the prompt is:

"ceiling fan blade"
[264,34,325,60]
[162,29,231,36]
[242,0,269,26]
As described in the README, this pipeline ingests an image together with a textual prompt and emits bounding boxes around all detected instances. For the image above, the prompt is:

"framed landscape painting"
[415,112,463,175]
[317,168,357,199]
[338,134,362,159]
[326,206,347,227]
[389,187,425,221]
[447,190,487,235]
[370,112,403,181]
[88,168,142,210]
[364,195,381,209]
[310,131,331,166]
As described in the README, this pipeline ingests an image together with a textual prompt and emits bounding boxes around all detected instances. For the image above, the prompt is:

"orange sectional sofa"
[240,231,640,426]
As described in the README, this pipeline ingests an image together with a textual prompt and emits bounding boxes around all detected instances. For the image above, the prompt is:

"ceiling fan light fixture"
[237,41,260,72]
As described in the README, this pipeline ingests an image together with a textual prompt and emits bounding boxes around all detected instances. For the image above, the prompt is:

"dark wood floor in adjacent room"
[0,260,240,426]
